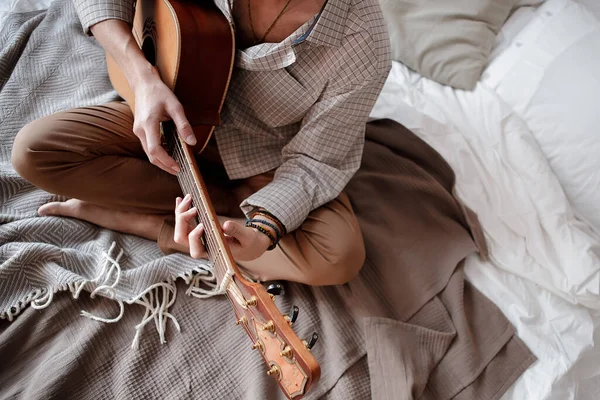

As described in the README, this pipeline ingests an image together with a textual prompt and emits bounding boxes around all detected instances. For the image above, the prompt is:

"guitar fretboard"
[162,122,231,283]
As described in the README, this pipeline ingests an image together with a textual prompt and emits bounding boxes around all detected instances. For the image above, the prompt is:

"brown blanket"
[0,120,534,399]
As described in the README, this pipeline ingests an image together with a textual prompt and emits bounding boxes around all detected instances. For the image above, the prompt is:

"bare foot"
[38,199,165,241]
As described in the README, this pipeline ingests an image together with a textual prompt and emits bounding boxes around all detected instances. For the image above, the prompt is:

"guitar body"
[106,0,234,152]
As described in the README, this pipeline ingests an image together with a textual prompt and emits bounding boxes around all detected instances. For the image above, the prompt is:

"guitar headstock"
[226,275,321,399]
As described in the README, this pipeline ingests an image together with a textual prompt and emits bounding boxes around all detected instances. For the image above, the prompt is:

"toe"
[38,199,81,217]
[38,202,61,216]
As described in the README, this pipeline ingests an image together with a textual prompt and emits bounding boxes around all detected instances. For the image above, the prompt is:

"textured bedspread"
[0,1,534,399]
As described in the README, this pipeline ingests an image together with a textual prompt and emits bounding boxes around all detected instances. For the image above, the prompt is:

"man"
[11,0,391,285]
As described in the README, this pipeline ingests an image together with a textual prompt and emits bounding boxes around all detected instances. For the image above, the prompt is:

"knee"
[11,119,44,181]
[11,117,63,185]
[300,225,366,286]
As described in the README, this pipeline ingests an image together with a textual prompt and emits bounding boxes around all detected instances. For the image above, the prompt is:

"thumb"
[168,102,196,146]
[222,220,251,246]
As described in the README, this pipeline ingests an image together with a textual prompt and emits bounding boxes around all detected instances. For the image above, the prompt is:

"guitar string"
[172,142,220,259]
[171,139,219,259]
[172,137,313,363]
[171,136,229,276]
[173,141,223,265]
[174,147,225,273]
[172,137,231,279]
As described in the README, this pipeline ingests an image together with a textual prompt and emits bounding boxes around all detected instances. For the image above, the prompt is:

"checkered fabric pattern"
[72,0,391,231]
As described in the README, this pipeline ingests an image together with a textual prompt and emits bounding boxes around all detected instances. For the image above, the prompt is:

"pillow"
[483,0,600,231]
[577,0,600,18]
[490,5,537,61]
[379,0,519,90]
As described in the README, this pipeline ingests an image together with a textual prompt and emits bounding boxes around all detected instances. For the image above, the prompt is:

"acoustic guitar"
[105,0,320,398]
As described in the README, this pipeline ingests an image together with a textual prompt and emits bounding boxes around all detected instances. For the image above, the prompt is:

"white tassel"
[185,270,218,298]
[31,288,54,309]
[80,301,125,323]
[127,281,181,349]
[1,241,226,350]
[68,280,89,299]
[80,242,125,323]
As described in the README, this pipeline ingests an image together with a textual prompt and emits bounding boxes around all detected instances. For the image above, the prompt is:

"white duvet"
[369,1,600,398]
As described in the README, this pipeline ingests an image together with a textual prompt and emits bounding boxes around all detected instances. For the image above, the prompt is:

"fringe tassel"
[1,242,123,321]
[127,281,181,350]
[2,242,227,350]
[185,268,222,298]
[80,241,125,323]
[4,288,44,321]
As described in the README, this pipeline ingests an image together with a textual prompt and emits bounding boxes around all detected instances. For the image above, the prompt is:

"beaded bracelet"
[251,209,287,236]
[245,221,278,251]
[247,218,282,242]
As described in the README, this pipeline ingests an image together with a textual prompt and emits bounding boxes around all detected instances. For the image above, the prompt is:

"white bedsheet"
[370,42,600,400]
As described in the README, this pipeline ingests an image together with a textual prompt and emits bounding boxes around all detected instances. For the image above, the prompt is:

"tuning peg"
[280,346,293,358]
[251,341,263,352]
[244,296,258,307]
[284,305,299,325]
[303,332,319,350]
[265,281,286,296]
[262,320,275,333]
[266,365,280,377]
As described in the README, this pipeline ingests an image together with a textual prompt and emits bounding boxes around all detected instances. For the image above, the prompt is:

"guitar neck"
[162,121,321,398]
[162,121,233,283]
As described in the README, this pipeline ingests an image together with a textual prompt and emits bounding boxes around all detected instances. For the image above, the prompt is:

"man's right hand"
[132,69,196,175]
[90,19,196,175]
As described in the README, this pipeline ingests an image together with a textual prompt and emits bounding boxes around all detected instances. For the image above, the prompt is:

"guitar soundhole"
[142,36,156,66]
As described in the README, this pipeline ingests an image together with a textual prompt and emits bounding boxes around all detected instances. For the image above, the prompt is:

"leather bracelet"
[245,221,278,251]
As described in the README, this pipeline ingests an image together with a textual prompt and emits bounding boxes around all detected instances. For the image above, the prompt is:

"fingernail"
[172,165,180,173]
[184,194,191,200]
[186,135,197,146]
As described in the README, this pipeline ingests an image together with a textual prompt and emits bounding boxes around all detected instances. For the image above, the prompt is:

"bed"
[371,0,600,398]
[1,0,599,399]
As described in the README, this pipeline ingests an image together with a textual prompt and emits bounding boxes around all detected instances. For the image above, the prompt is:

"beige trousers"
[11,102,365,285]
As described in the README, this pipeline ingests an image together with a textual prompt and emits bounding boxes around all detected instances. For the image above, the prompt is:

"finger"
[180,207,198,223]
[145,119,180,174]
[154,156,176,175]
[175,194,192,214]
[188,223,207,259]
[174,210,194,249]
[174,195,195,244]
[167,101,196,146]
